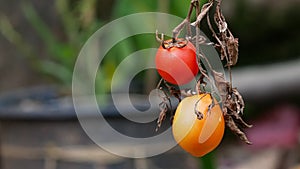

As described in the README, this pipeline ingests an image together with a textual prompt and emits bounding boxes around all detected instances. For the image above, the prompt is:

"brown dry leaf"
[226,36,239,66]
[232,88,244,114]
[212,70,252,144]
[155,88,172,131]
[156,109,167,131]
[224,113,252,144]
[211,70,229,101]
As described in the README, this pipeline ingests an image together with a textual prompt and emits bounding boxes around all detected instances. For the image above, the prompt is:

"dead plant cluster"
[155,0,252,144]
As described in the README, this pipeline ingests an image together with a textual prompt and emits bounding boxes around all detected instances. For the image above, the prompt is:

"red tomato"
[172,94,225,157]
[155,39,199,85]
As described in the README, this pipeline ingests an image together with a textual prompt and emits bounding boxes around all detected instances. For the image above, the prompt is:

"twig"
[191,2,213,27]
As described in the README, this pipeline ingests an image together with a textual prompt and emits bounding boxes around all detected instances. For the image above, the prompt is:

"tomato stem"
[172,37,176,43]
[199,152,217,169]
[172,0,197,39]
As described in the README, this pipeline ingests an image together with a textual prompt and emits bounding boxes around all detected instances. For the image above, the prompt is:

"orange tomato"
[172,94,225,157]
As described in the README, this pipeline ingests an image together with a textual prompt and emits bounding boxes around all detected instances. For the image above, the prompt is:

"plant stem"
[172,0,195,39]
[191,2,213,27]
[199,152,217,169]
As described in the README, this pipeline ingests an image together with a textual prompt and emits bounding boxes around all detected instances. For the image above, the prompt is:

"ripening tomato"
[155,39,198,85]
[172,94,225,157]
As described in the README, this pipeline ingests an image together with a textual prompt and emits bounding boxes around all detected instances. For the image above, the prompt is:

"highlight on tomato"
[172,94,225,157]
[155,38,199,85]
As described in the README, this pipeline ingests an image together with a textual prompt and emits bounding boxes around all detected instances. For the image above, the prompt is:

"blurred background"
[0,0,300,169]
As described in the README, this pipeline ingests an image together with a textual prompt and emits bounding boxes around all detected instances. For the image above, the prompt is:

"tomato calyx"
[161,38,188,49]
[155,30,188,49]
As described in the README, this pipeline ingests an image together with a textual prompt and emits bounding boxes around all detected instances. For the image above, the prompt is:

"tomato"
[172,94,225,157]
[155,39,198,85]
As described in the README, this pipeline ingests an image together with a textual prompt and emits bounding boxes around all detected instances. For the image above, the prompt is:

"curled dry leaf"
[216,32,239,66]
[212,70,252,144]
[155,88,172,131]
[213,0,239,66]
[224,114,252,145]
[211,70,230,101]
[232,88,245,115]
[156,103,168,132]
[226,36,239,66]
[218,30,239,66]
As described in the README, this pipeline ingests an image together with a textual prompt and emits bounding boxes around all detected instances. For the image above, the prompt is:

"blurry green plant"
[0,0,208,95]
[0,0,102,87]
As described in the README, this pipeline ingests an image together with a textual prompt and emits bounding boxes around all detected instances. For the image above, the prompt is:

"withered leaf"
[232,88,244,114]
[156,102,168,132]
[226,36,239,66]
[224,114,252,145]
[211,70,229,101]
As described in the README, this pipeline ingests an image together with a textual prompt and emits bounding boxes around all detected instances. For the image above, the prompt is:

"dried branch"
[191,2,213,27]
[172,0,198,39]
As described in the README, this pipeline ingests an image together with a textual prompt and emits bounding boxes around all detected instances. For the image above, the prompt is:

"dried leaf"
[226,36,239,66]
[156,102,168,132]
[218,20,227,33]
[224,114,252,144]
[155,88,172,131]
[232,88,244,114]
[211,70,229,101]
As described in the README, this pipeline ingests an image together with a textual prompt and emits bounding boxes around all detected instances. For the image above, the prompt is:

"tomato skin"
[172,94,225,157]
[155,40,198,85]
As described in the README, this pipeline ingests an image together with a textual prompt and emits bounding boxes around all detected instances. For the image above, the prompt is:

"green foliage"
[22,3,76,85]
[0,0,157,96]
[0,0,210,96]
[0,0,103,89]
